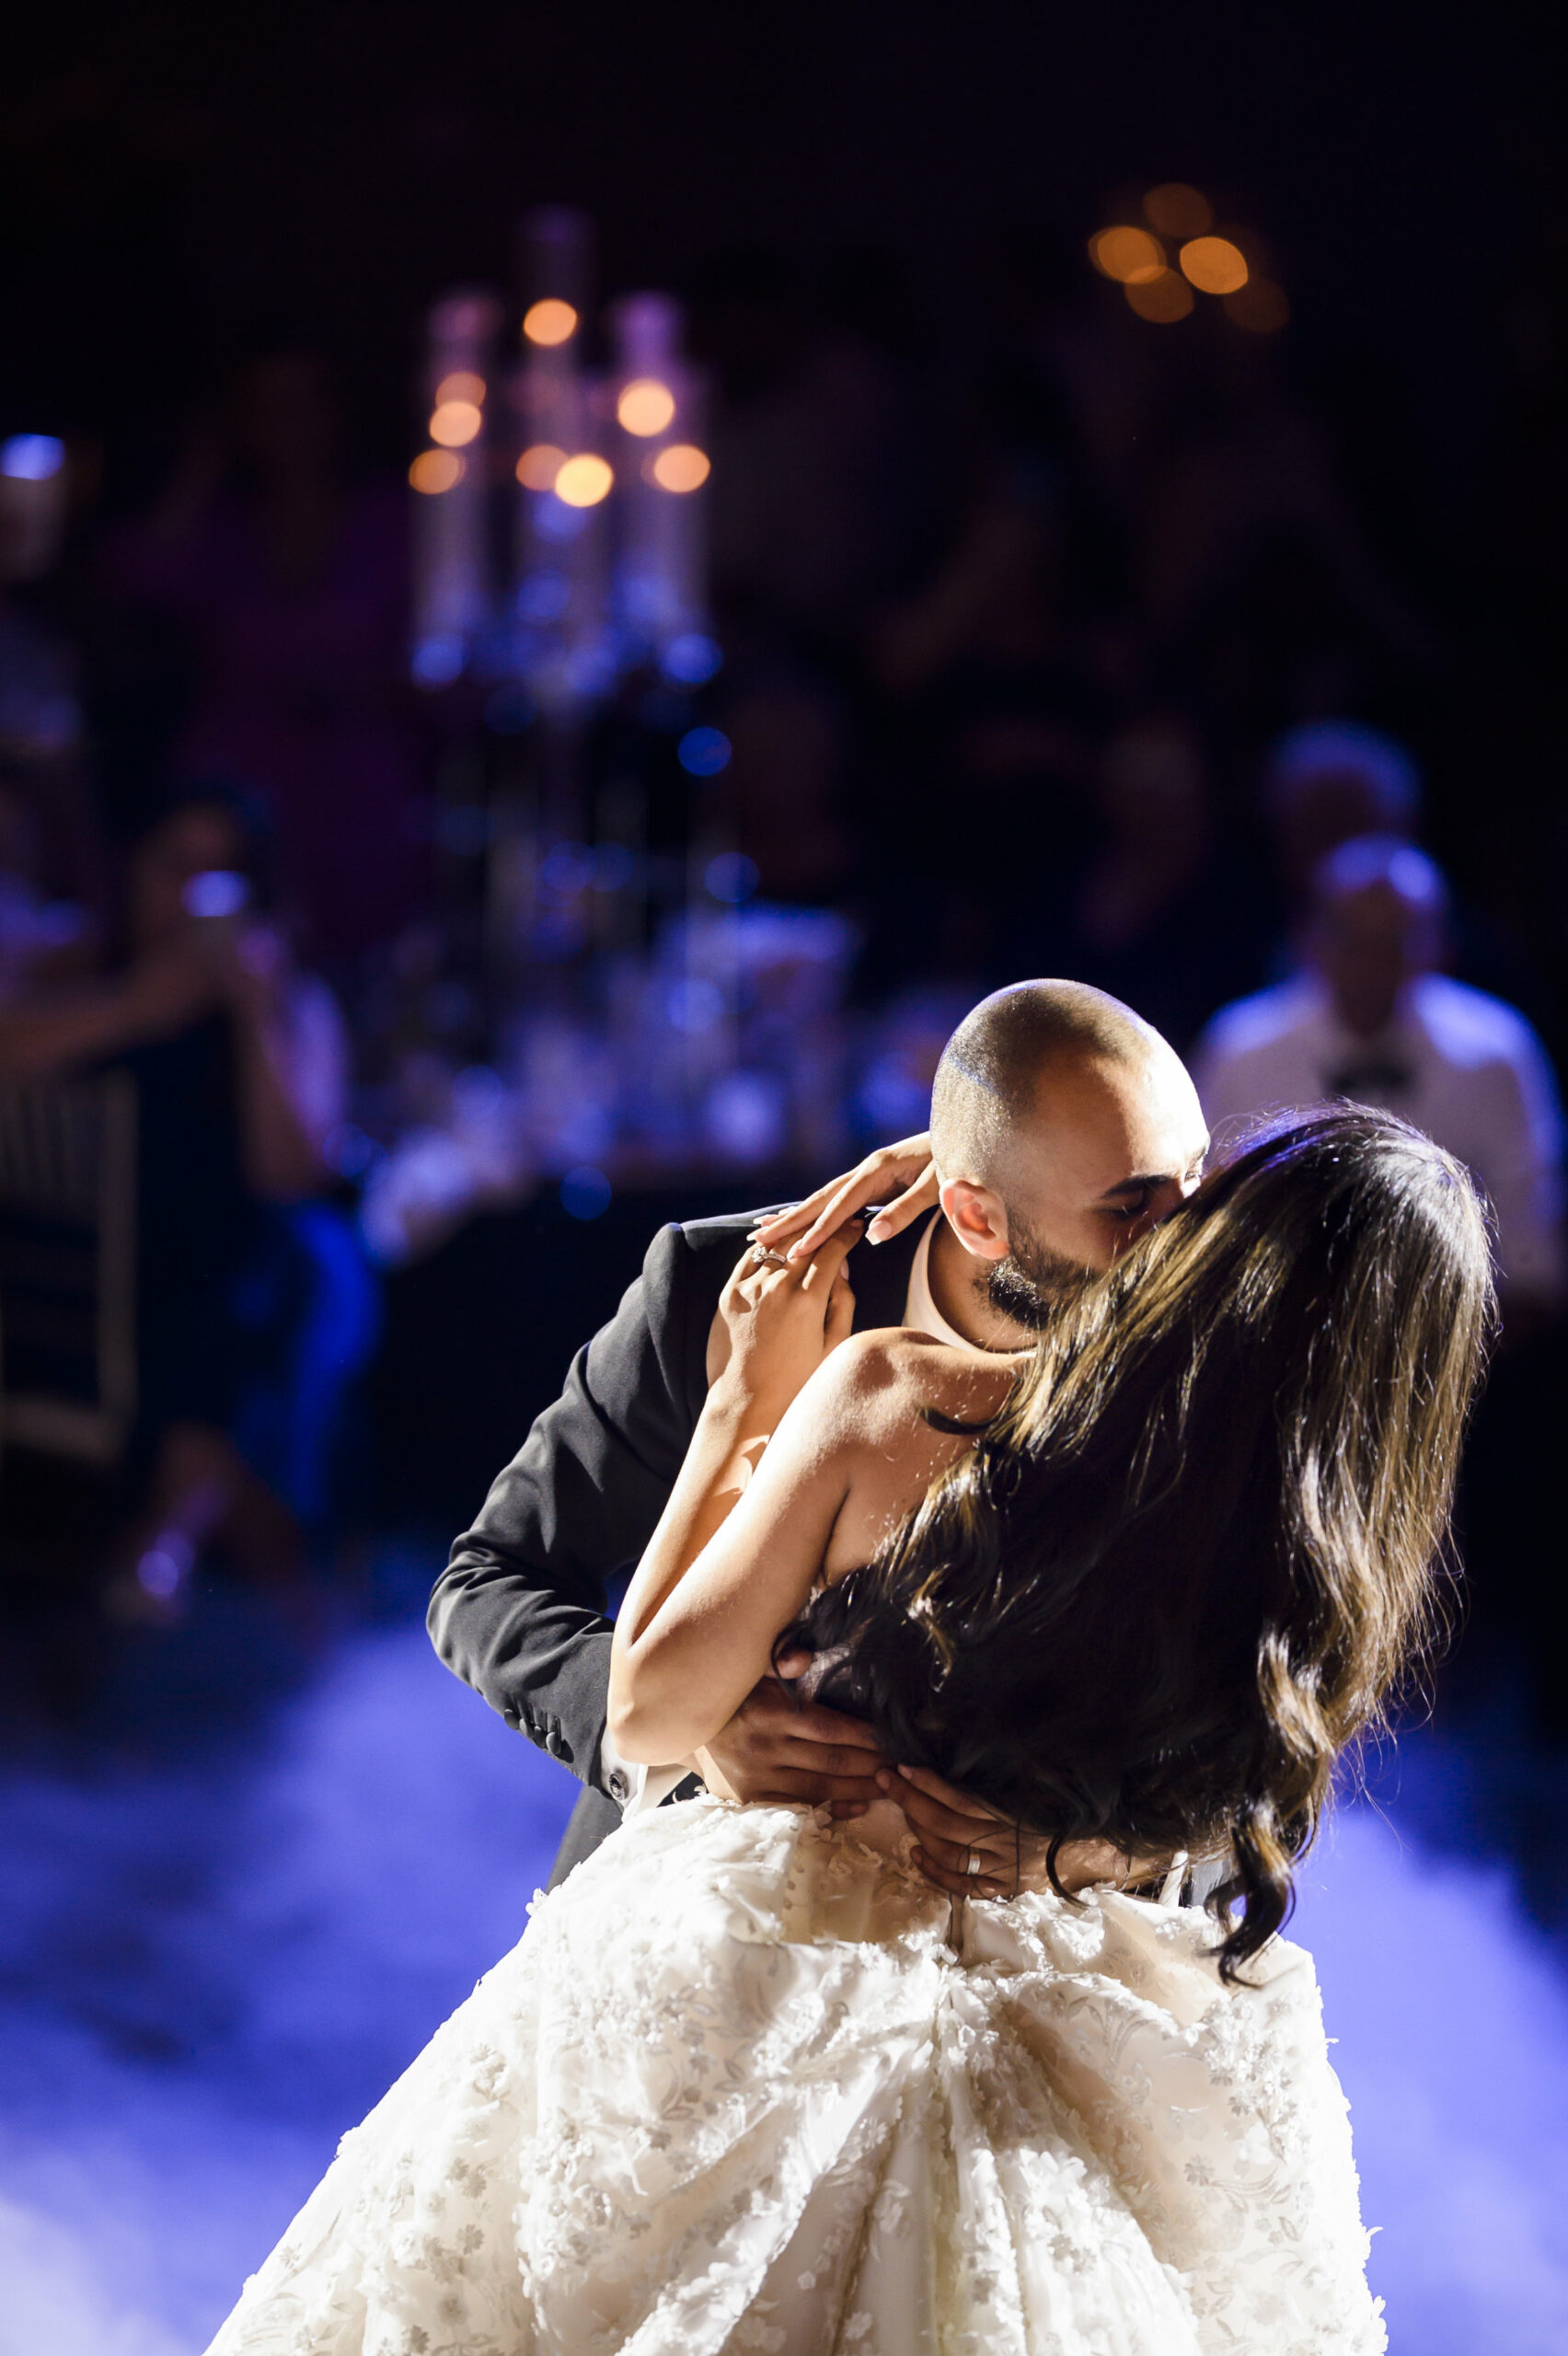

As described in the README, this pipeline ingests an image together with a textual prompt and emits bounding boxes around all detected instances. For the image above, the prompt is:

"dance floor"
[1,1589,1565,2355]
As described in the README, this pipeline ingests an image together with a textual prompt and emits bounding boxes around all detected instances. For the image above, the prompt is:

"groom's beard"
[980,1211,1091,1334]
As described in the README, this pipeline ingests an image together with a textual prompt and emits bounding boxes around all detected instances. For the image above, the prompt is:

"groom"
[431,980,1209,1888]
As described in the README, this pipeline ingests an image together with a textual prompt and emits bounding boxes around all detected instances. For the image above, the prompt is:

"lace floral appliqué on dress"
[205,1795,1385,2356]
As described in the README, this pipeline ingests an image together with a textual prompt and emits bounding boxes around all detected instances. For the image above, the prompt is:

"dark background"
[8,0,1566,1015]
[2,3,1553,457]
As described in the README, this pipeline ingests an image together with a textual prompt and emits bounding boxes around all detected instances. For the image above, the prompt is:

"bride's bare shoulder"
[809,1333,1015,1565]
[817,1327,1019,1443]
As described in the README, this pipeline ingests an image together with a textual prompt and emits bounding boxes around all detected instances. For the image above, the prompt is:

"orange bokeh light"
[516,443,566,491]
[1125,271,1194,324]
[409,449,464,494]
[1179,236,1249,295]
[523,299,579,347]
[1088,225,1166,285]
[554,453,614,506]
[617,379,677,436]
[429,399,482,447]
[1143,182,1212,240]
[1224,279,1290,333]
[651,444,710,492]
[435,371,486,407]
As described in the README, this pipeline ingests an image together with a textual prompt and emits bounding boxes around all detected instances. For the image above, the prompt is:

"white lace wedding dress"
[206,1793,1384,2355]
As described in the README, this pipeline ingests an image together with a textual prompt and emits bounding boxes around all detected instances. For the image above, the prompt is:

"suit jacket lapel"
[848,1214,928,1334]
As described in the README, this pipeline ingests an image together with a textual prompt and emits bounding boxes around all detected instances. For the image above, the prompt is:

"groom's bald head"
[932,981,1162,1185]
[930,982,1207,1303]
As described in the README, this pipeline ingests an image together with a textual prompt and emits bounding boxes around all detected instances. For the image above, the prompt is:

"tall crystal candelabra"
[409,207,714,714]
[409,292,502,688]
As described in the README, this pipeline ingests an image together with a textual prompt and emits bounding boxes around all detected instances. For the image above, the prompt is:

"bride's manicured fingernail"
[867,1220,888,1243]
[896,1763,915,1779]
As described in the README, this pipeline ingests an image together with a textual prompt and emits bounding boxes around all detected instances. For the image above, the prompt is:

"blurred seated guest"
[1,461,107,984]
[1263,720,1421,911]
[1194,836,1565,1326]
[1049,714,1271,1053]
[0,756,101,993]
[101,345,426,963]
[0,783,378,1611]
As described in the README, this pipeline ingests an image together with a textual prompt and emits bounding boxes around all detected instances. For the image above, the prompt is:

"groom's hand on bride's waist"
[886,1764,1170,1902]
[693,1676,886,1815]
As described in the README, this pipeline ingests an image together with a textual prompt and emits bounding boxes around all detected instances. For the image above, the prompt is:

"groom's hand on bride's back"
[694,1675,886,1816]
[887,1763,1170,1902]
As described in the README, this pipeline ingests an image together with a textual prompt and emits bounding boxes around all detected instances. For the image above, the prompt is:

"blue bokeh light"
[677,726,732,778]
[411,635,465,687]
[181,870,252,920]
[560,1165,612,1219]
[703,851,760,906]
[533,497,588,546]
[662,633,723,687]
[0,433,65,481]
[516,569,570,623]
[539,842,595,895]
[665,977,725,1035]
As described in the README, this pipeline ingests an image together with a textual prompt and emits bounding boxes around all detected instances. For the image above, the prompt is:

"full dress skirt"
[205,1794,1384,2356]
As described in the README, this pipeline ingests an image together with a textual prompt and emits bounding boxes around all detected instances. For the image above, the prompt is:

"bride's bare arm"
[610,1345,882,1762]
[609,1230,872,1762]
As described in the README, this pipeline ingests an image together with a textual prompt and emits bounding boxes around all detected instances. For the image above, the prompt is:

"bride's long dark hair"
[784,1106,1494,1978]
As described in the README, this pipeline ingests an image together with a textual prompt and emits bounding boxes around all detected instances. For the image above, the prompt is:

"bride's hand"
[886,1764,1170,1902]
[752,1134,938,1263]
[706,1223,858,1426]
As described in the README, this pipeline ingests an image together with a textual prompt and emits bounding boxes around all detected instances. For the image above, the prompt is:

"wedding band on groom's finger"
[965,1849,982,1877]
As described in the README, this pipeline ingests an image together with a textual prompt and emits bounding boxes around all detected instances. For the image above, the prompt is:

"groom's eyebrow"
[1096,1148,1209,1201]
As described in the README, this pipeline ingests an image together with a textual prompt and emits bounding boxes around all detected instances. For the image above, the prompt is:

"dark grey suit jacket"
[430,1207,925,1885]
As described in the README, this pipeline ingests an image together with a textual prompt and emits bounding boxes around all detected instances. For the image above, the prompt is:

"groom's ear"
[938,1178,1010,1263]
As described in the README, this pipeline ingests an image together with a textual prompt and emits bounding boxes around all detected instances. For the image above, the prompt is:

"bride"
[206,1104,1492,2356]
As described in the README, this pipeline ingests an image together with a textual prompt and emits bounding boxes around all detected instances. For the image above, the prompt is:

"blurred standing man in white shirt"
[1195,836,1565,1328]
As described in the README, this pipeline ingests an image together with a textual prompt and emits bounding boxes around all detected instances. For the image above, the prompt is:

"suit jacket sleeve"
[428,1221,703,1790]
